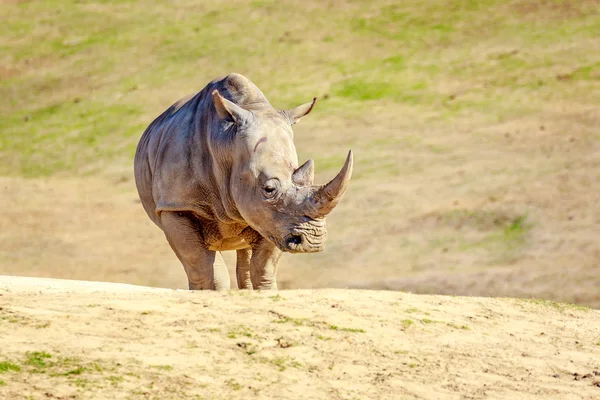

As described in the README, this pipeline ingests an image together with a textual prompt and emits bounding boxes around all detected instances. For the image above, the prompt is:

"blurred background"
[1,0,598,306]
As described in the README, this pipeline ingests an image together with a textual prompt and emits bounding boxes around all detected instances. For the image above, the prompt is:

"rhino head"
[213,90,353,253]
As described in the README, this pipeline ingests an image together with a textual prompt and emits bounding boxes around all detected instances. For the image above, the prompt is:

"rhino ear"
[285,97,317,125]
[212,90,252,125]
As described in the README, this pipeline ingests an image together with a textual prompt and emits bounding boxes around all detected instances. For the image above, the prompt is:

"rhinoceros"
[134,73,353,290]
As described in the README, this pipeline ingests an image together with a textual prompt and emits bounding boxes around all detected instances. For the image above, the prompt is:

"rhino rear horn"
[212,90,252,125]
[314,150,353,217]
[292,159,315,187]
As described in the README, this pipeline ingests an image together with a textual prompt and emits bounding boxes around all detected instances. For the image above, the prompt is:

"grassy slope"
[1,0,598,176]
[1,0,599,305]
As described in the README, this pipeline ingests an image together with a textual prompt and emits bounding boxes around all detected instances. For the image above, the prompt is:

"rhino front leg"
[249,238,282,290]
[160,212,231,291]
[236,248,253,290]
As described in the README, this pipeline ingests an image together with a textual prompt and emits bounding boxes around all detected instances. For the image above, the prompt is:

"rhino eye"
[262,180,280,200]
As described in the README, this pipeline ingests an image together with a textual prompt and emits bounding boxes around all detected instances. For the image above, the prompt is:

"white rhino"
[134,73,353,290]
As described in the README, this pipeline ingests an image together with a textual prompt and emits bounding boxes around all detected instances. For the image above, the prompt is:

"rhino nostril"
[287,235,303,247]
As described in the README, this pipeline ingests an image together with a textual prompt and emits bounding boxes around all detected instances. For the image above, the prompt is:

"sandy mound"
[1,276,599,399]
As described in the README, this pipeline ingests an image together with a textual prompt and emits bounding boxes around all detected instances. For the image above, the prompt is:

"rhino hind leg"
[211,252,231,291]
[161,212,230,291]
[236,248,252,290]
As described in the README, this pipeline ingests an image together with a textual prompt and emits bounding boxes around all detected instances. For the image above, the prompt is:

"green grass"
[401,319,414,329]
[0,350,214,397]
[61,367,85,376]
[270,311,365,333]
[329,325,365,333]
[25,351,52,369]
[272,316,312,326]
[520,298,591,312]
[1,0,598,176]
[0,361,21,373]
[226,379,242,391]
[259,356,303,372]
[447,323,470,330]
[226,325,255,339]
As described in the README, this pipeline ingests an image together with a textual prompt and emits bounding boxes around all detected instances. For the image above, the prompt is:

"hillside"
[1,276,600,399]
[1,0,599,306]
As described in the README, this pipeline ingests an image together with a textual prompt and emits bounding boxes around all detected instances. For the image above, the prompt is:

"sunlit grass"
[0,0,598,176]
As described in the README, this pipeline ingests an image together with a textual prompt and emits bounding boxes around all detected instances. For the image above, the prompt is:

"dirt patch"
[1,276,599,399]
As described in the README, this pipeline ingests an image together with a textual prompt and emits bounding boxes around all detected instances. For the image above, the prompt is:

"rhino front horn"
[314,150,353,217]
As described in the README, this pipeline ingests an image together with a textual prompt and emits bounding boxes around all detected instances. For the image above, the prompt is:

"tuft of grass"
[329,325,365,333]
[74,378,89,388]
[61,367,85,376]
[106,375,124,386]
[521,298,591,312]
[446,322,470,330]
[269,294,285,302]
[271,357,289,372]
[226,379,242,391]
[503,215,529,242]
[25,351,52,369]
[273,316,311,326]
[0,379,5,386]
[401,319,414,329]
[0,361,21,373]
[227,325,255,339]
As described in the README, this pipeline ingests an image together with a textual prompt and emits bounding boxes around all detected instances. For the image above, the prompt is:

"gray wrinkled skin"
[134,74,353,290]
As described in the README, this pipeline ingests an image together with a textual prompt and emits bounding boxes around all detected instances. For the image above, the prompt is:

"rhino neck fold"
[191,103,245,227]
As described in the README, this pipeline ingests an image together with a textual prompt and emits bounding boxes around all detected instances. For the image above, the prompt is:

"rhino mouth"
[282,220,327,254]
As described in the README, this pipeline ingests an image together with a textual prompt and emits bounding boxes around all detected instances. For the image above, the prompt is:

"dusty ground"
[1,276,599,400]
